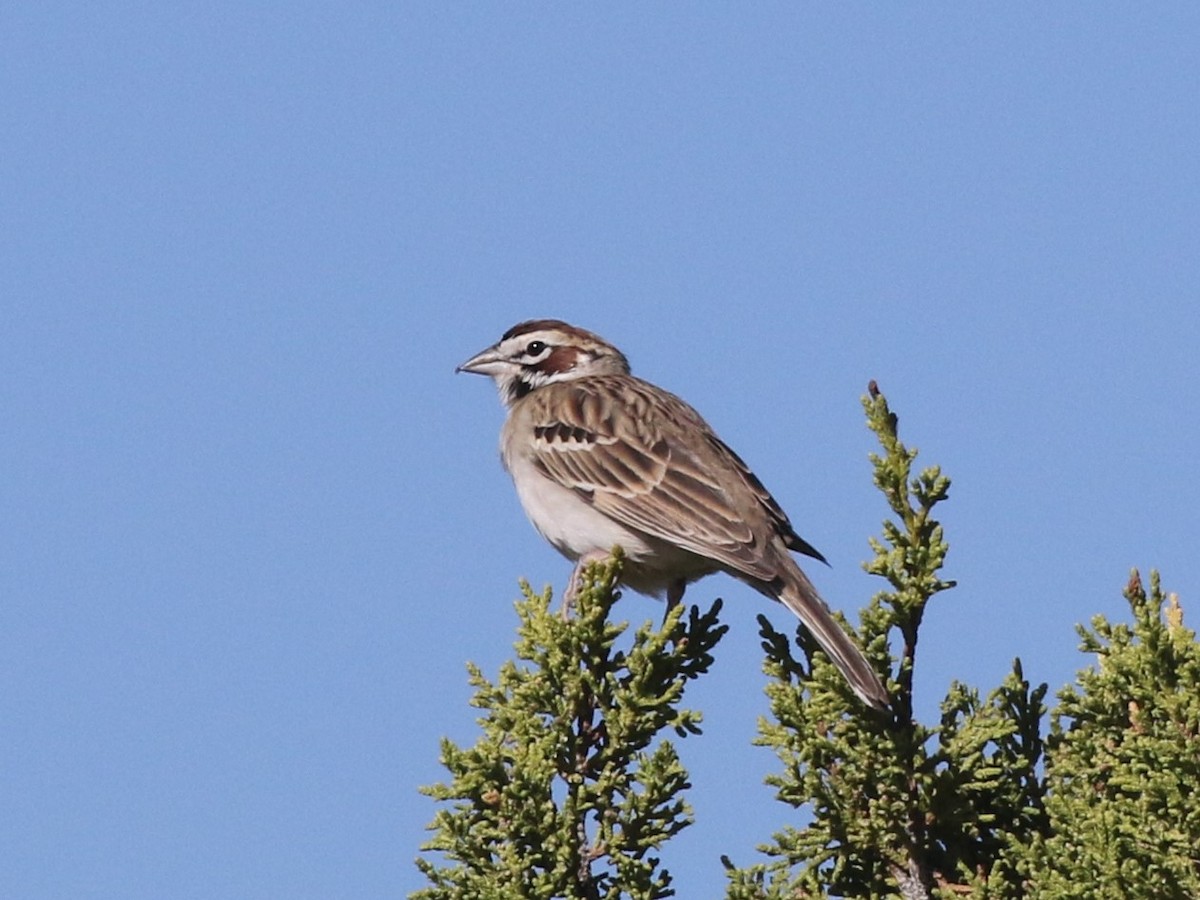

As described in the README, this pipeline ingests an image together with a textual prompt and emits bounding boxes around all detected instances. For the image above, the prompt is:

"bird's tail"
[776,568,889,710]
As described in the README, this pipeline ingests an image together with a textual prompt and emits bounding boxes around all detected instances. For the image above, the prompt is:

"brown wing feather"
[523,375,793,583]
[701,432,827,564]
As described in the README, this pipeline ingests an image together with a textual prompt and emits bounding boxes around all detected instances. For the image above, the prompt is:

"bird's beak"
[456,344,509,376]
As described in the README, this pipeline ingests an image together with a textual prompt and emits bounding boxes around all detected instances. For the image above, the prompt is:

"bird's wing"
[703,432,827,564]
[522,376,786,582]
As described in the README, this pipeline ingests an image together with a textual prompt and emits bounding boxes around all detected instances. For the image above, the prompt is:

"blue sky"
[3,5,1197,897]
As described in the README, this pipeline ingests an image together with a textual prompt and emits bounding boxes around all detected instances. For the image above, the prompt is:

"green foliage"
[1025,571,1200,898]
[723,385,1047,899]
[413,553,727,900]
[418,386,1199,899]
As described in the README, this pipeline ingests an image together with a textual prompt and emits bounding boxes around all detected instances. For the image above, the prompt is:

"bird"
[457,319,888,710]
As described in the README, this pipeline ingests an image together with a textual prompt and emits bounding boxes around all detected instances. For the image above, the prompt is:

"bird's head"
[457,319,630,406]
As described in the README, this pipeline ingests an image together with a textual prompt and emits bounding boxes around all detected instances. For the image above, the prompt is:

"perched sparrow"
[457,319,888,709]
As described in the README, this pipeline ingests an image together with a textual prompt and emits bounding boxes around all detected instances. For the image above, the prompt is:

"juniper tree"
[417,385,1198,899]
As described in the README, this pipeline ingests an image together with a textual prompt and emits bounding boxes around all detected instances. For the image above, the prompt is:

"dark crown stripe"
[502,319,572,341]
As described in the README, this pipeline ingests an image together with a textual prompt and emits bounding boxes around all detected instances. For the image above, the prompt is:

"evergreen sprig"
[414,552,727,900]
[1026,571,1200,898]
[724,384,1047,900]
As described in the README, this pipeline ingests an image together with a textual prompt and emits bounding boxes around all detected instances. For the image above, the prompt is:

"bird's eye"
[525,341,547,357]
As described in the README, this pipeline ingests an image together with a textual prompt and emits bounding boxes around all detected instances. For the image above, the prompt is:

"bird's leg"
[664,579,686,626]
[562,550,610,618]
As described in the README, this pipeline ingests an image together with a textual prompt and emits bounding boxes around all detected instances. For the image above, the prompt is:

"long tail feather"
[776,568,889,710]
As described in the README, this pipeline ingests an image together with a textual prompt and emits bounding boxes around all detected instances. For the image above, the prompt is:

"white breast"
[503,450,656,562]
[498,425,719,598]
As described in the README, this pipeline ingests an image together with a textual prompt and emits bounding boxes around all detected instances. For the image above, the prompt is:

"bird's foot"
[562,552,610,619]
